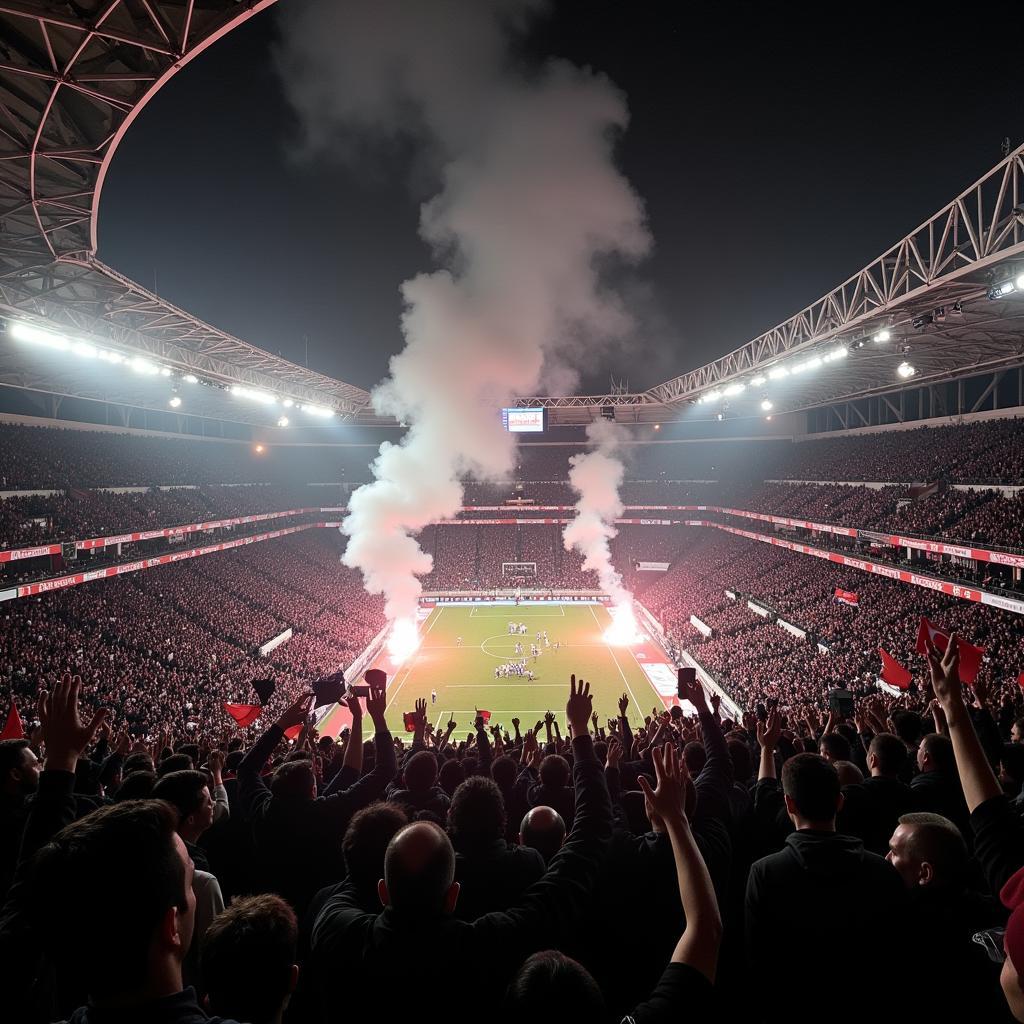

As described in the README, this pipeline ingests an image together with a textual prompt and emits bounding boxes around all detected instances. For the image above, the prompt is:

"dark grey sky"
[99,1,1024,395]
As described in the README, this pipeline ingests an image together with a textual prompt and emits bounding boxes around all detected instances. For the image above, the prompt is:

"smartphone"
[349,684,370,698]
[402,711,416,733]
[677,667,696,699]
[755,702,767,722]
[364,668,386,689]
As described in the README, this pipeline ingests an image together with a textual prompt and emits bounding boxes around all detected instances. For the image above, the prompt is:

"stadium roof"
[0,3,1021,429]
[0,0,372,423]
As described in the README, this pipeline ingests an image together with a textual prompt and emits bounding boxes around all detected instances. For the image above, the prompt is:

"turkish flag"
[223,703,261,729]
[915,617,985,684]
[0,703,24,740]
[878,649,912,690]
[283,724,303,741]
[477,710,492,722]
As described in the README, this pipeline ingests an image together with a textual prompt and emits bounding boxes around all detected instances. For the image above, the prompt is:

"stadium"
[2,4,1024,1024]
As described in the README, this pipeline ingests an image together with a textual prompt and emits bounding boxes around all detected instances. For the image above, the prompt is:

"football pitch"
[320,603,671,738]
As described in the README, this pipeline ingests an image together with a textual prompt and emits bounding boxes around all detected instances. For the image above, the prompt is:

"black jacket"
[237,723,397,913]
[309,734,611,1020]
[839,775,916,855]
[745,830,907,1023]
[63,988,241,1024]
[452,839,545,921]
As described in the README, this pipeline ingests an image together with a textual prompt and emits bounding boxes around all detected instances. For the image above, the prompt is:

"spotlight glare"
[71,341,97,358]
[183,374,198,384]
[873,329,891,343]
[282,398,294,408]
[277,416,290,427]
[230,385,276,405]
[168,396,182,408]
[723,383,745,396]
[130,356,159,375]
[768,366,789,380]
[10,322,70,350]
[750,375,766,386]
[760,399,773,411]
[1017,273,1024,291]
[897,361,916,378]
[255,444,265,453]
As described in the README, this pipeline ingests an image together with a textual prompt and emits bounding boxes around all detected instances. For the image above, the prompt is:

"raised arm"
[638,744,721,981]
[475,676,612,954]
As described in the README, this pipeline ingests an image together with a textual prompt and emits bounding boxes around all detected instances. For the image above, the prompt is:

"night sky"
[99,2,1024,395]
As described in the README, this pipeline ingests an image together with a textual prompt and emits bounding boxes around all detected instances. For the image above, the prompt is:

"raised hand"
[544,710,555,726]
[709,692,722,717]
[618,692,629,717]
[445,713,457,733]
[277,693,314,732]
[365,679,387,726]
[565,674,593,738]
[677,668,708,712]
[756,708,782,750]
[637,743,688,832]
[606,736,623,768]
[207,749,225,784]
[925,634,963,713]
[343,687,364,718]
[37,672,108,774]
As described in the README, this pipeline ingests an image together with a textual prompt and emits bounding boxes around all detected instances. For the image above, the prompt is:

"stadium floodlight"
[897,361,916,378]
[97,349,124,364]
[10,321,71,351]
[823,346,847,362]
[168,396,182,408]
[183,374,198,384]
[700,389,723,404]
[716,411,724,421]
[988,279,1017,300]
[1016,273,1024,291]
[130,356,160,375]
[71,341,98,358]
[723,383,746,396]
[277,416,289,427]
[750,375,767,386]
[792,356,822,374]
[282,398,294,408]
[873,329,891,343]
[230,385,277,405]
[159,367,172,377]
[299,403,335,418]
[761,399,773,411]
[768,366,789,380]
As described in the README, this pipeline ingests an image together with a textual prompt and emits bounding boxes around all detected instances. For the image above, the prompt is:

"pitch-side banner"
[637,561,671,571]
[13,523,318,597]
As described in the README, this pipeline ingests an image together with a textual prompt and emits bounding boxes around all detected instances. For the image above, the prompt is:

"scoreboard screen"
[501,407,546,433]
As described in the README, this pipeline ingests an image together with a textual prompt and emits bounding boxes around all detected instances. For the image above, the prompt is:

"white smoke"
[562,419,630,605]
[277,0,650,630]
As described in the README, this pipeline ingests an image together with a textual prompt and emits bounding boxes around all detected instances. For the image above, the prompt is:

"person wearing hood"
[744,751,907,1024]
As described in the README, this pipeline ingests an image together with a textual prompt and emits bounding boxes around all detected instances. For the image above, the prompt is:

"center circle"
[479,633,542,660]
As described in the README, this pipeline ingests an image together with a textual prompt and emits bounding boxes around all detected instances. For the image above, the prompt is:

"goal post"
[502,562,537,577]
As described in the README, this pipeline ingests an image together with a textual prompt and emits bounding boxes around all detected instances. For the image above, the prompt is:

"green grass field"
[321,603,670,738]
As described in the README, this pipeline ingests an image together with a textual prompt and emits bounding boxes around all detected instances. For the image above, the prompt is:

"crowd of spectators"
[4,630,1024,1021]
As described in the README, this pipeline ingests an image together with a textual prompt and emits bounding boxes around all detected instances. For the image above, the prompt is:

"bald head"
[520,806,566,863]
[381,822,457,915]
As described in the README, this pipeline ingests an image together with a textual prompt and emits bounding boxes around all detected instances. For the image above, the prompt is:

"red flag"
[0,703,24,740]
[1018,671,1024,690]
[834,588,859,607]
[223,703,261,729]
[283,724,303,741]
[915,617,985,684]
[878,648,912,690]
[477,709,492,722]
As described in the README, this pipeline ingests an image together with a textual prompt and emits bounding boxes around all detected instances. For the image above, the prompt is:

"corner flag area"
[319,603,676,737]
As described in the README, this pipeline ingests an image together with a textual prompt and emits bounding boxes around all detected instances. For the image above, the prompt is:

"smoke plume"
[277,0,650,628]
[562,419,630,605]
